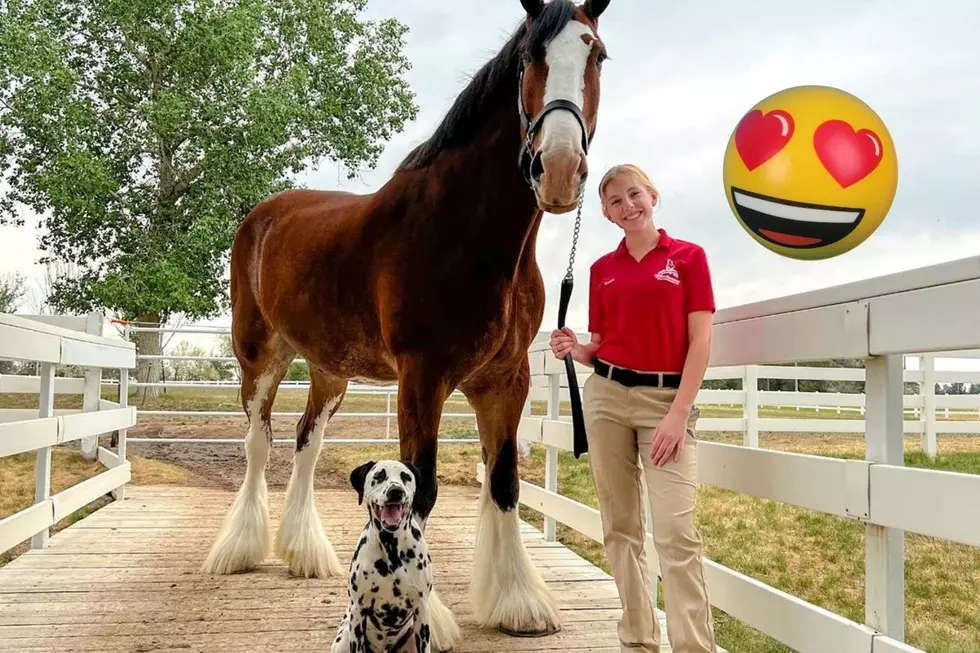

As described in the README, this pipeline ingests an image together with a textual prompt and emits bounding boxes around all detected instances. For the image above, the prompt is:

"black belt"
[594,359,682,388]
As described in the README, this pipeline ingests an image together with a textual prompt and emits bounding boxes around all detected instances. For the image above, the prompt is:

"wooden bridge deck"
[0,485,675,652]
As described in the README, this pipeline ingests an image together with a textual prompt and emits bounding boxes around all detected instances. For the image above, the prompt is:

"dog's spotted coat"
[332,460,433,653]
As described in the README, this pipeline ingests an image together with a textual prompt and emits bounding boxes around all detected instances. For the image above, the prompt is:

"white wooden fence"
[479,254,980,653]
[0,313,135,556]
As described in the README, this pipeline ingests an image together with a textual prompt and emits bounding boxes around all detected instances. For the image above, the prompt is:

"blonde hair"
[597,164,660,209]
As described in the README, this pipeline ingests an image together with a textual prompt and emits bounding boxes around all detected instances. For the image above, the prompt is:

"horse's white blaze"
[276,394,344,578]
[470,481,561,631]
[539,19,593,154]
[202,371,277,574]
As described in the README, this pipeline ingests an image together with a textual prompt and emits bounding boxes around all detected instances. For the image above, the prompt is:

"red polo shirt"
[588,229,715,373]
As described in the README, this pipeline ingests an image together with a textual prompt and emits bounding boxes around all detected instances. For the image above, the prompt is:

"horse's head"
[517,0,610,214]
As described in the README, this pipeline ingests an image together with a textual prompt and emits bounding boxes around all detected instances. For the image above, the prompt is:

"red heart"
[813,120,883,188]
[734,109,795,170]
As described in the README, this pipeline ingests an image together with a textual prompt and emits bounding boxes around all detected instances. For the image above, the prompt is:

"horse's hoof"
[498,623,561,638]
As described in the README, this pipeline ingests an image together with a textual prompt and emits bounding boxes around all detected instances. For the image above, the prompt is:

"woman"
[550,164,716,653]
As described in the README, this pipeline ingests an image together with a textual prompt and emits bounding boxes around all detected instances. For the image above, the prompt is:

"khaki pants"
[583,372,716,653]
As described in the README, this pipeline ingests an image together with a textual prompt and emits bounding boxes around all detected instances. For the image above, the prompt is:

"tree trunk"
[134,313,163,401]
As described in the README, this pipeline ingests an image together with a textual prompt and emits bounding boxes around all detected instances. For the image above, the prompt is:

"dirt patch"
[123,414,484,492]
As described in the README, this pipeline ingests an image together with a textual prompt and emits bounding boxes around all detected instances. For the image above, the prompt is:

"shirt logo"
[602,277,615,286]
[654,259,680,285]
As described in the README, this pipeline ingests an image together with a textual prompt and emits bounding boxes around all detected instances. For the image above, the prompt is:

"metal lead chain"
[565,190,584,280]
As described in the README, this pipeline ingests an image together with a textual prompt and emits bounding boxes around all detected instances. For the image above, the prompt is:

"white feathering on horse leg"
[427,586,462,652]
[470,481,562,634]
[275,396,344,578]
[202,374,276,574]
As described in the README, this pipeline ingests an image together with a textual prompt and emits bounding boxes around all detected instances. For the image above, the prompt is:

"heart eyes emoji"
[734,109,883,187]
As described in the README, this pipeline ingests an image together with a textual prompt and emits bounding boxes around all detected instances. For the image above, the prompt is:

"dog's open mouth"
[373,502,409,530]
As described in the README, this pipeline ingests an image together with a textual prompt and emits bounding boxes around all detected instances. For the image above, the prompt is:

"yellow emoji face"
[723,85,898,260]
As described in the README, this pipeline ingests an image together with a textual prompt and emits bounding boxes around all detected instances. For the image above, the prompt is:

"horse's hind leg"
[461,356,561,636]
[275,367,348,578]
[202,338,293,575]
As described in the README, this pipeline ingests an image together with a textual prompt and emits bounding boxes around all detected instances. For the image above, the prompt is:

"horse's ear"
[350,460,375,505]
[584,0,611,19]
[521,0,544,18]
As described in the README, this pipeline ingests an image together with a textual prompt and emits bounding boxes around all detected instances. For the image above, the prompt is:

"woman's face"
[601,174,658,233]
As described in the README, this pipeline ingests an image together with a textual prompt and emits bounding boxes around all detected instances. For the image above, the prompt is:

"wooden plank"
[0,417,60,457]
[710,301,869,366]
[872,635,927,652]
[0,502,53,555]
[713,255,980,323]
[50,464,131,522]
[869,464,980,546]
[61,338,136,368]
[0,314,130,349]
[869,277,980,355]
[702,559,878,653]
[696,442,866,518]
[0,374,85,394]
[60,407,136,444]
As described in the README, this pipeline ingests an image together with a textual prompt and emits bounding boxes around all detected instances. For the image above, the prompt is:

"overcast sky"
[2,0,978,365]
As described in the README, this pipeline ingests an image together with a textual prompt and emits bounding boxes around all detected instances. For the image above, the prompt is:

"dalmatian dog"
[332,460,433,653]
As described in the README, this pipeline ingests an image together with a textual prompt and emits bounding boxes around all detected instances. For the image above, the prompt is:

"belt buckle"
[656,373,663,388]
[605,363,614,380]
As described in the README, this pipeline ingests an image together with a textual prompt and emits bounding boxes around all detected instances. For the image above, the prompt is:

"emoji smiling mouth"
[731,187,865,249]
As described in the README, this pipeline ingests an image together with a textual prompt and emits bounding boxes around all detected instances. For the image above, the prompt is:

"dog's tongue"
[381,504,404,527]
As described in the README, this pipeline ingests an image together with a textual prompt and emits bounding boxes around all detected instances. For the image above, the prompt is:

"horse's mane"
[397,0,577,171]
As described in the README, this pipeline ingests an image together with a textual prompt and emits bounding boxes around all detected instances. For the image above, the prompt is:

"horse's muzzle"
[532,146,587,213]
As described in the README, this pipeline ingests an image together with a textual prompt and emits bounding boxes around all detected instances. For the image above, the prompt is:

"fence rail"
[0,313,134,556]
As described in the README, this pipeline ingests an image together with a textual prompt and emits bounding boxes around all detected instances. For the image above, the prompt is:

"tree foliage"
[0,272,27,313]
[0,0,418,324]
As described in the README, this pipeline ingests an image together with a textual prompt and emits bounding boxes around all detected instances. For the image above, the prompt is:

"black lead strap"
[558,197,588,458]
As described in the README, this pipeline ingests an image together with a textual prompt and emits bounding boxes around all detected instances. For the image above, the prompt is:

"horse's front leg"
[397,356,462,652]
[461,358,562,637]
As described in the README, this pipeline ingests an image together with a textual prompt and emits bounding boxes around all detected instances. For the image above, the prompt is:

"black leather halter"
[517,62,591,188]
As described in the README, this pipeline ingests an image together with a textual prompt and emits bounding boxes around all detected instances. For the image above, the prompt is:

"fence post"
[544,372,560,541]
[112,366,130,501]
[385,391,392,439]
[864,353,905,641]
[920,354,937,458]
[32,362,55,549]
[79,311,104,460]
[744,365,759,447]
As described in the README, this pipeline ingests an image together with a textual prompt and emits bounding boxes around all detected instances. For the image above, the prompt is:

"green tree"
[0,0,418,394]
[0,272,27,313]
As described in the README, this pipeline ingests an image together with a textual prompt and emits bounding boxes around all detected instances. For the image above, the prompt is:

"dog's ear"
[350,460,375,505]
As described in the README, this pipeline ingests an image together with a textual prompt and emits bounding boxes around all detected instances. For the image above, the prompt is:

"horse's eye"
[596,52,607,66]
